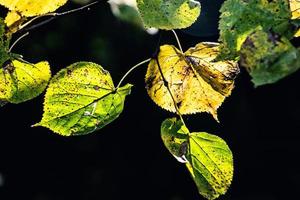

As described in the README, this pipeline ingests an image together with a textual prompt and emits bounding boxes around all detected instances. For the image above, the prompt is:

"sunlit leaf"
[291,0,300,19]
[0,60,51,103]
[136,0,201,30]
[145,42,239,121]
[240,29,300,86]
[290,0,300,37]
[161,118,233,200]
[35,62,132,136]
[219,0,293,59]
[4,11,22,27]
[0,0,68,17]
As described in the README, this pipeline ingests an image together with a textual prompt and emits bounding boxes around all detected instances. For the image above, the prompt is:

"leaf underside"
[36,62,132,136]
[161,118,233,200]
[136,0,201,30]
[145,42,239,121]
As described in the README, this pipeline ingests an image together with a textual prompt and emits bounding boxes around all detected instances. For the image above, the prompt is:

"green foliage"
[35,62,132,136]
[0,0,299,199]
[240,29,300,86]
[219,0,293,59]
[136,0,201,30]
[161,118,233,200]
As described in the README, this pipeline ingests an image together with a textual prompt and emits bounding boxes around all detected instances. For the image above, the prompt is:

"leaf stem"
[18,1,99,31]
[171,30,183,53]
[116,58,151,89]
[154,57,187,128]
[9,32,29,52]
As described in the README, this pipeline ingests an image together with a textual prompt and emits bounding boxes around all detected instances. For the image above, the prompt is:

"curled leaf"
[35,62,132,136]
[219,0,293,59]
[136,0,201,30]
[161,118,234,200]
[145,42,239,121]
[240,29,300,86]
[0,59,51,103]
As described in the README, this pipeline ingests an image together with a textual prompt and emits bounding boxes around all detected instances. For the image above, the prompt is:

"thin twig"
[19,1,99,31]
[9,32,29,52]
[154,57,187,128]
[116,58,151,89]
[171,30,183,53]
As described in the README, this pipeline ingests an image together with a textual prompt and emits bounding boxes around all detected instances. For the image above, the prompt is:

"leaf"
[291,0,300,19]
[0,0,68,17]
[136,0,201,30]
[240,29,300,86]
[0,18,10,58]
[4,11,22,27]
[219,0,293,59]
[145,42,239,121]
[35,62,132,136]
[161,118,233,200]
[290,0,300,37]
[0,59,51,103]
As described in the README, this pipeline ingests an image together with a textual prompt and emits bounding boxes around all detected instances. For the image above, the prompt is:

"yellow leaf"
[290,0,300,37]
[145,42,239,121]
[0,59,51,104]
[0,0,68,17]
[4,11,22,27]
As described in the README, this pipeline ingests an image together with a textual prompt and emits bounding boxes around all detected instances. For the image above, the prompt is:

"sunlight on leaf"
[240,29,300,86]
[35,62,132,136]
[136,0,201,30]
[161,118,233,200]
[4,11,22,27]
[145,42,239,121]
[290,0,300,37]
[219,0,292,59]
[0,0,68,17]
[0,0,68,28]
[0,60,51,103]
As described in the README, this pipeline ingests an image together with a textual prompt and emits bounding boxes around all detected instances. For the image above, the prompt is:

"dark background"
[0,1,299,200]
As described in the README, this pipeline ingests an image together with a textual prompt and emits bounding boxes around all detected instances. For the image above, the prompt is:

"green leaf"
[0,18,10,66]
[0,59,51,103]
[35,62,132,136]
[219,0,293,59]
[240,29,300,86]
[161,118,233,200]
[136,0,201,30]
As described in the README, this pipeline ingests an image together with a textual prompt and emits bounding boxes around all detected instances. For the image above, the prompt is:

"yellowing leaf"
[240,29,300,86]
[4,11,22,27]
[290,0,300,19]
[136,0,201,30]
[219,0,292,59]
[290,0,300,37]
[145,43,239,121]
[161,118,234,200]
[35,62,132,136]
[0,0,68,17]
[0,59,51,104]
